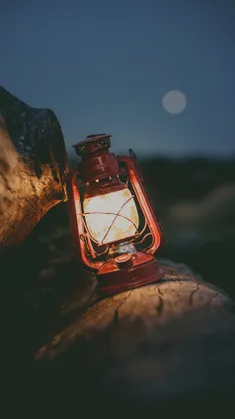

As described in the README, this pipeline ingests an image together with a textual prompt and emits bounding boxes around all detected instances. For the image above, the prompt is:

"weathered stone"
[0,85,68,251]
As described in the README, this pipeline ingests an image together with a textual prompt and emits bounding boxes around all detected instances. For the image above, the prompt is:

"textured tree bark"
[35,260,235,407]
[0,86,68,252]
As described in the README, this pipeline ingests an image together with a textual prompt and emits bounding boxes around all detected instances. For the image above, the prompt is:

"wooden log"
[35,260,235,407]
[0,86,68,251]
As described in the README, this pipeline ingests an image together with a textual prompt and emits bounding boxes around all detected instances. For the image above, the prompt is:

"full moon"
[162,90,187,114]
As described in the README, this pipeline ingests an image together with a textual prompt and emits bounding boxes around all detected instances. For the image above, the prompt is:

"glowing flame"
[83,188,139,245]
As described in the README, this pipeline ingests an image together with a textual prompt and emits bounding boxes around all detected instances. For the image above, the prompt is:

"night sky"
[1,0,235,157]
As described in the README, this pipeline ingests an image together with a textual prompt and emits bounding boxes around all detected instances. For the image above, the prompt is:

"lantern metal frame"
[67,134,164,295]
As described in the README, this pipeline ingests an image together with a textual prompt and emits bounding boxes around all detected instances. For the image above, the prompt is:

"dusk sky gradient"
[1,0,235,157]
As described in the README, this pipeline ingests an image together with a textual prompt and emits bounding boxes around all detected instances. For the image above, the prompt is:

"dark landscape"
[3,155,235,353]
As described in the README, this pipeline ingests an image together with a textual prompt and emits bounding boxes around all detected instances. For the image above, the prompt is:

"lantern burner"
[108,241,136,258]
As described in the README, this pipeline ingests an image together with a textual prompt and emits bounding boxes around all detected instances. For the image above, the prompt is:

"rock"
[0,85,68,251]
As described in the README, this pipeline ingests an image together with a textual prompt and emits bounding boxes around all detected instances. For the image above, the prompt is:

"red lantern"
[67,134,164,295]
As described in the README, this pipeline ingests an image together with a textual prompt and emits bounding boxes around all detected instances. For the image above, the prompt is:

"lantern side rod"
[66,170,102,270]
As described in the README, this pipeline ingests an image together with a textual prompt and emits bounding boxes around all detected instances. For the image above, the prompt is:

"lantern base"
[97,252,164,296]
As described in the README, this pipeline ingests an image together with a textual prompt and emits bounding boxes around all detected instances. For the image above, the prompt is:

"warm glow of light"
[83,188,139,245]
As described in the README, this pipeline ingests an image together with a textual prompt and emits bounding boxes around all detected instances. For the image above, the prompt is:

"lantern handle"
[129,149,137,160]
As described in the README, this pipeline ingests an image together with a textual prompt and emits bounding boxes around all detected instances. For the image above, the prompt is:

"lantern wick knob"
[115,254,133,269]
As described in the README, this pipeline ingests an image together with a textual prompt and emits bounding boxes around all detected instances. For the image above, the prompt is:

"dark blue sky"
[1,0,235,157]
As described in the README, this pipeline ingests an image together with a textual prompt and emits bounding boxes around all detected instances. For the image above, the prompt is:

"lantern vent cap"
[73,134,112,157]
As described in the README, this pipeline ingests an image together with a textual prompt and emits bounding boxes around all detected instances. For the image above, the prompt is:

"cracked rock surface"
[35,260,235,405]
